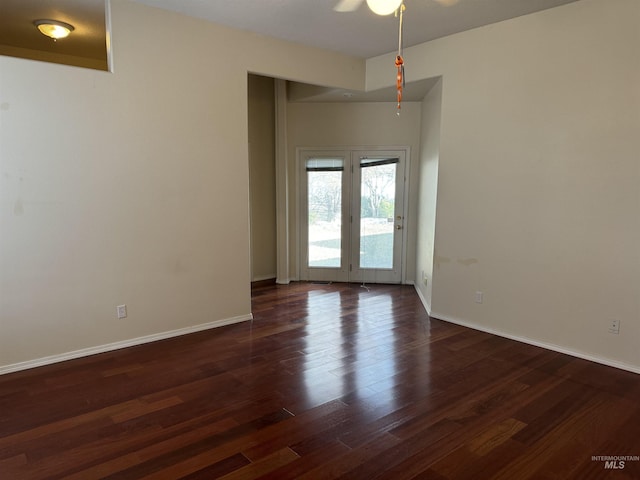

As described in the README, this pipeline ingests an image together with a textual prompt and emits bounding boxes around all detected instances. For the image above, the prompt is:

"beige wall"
[369,0,640,371]
[248,75,277,281]
[0,0,364,371]
[286,101,422,281]
[415,79,442,311]
[0,45,109,71]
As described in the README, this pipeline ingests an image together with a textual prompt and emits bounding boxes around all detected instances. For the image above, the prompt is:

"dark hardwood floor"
[1,282,639,479]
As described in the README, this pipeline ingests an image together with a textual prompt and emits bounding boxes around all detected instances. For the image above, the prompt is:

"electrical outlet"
[475,291,483,304]
[117,305,127,319]
[608,319,620,334]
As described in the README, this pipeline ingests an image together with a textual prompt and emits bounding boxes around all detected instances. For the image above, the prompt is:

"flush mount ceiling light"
[34,19,75,40]
[366,0,403,15]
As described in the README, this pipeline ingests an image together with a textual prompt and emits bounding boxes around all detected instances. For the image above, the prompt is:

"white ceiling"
[132,0,581,59]
[286,76,440,103]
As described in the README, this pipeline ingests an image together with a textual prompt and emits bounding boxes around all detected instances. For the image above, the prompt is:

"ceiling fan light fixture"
[366,0,403,15]
[34,19,75,40]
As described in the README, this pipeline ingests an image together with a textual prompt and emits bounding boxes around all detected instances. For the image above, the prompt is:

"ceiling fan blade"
[433,0,459,6]
[334,0,365,12]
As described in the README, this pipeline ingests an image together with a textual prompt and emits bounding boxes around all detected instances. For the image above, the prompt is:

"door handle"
[396,225,403,230]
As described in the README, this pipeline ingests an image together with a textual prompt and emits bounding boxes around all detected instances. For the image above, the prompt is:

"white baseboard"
[428,308,640,375]
[0,314,253,376]
[413,284,432,316]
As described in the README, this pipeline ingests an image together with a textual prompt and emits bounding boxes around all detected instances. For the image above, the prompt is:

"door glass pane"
[307,158,343,268]
[359,158,398,269]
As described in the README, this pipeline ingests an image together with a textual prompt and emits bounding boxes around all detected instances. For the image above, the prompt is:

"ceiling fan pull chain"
[395,56,404,115]
[395,2,405,115]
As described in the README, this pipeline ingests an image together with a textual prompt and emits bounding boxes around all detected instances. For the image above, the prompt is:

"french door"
[299,149,407,284]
